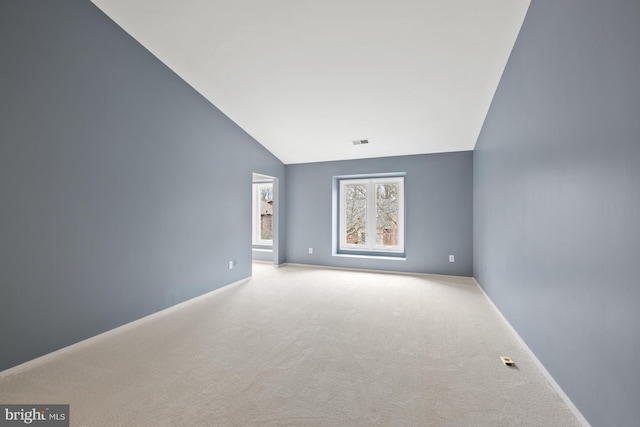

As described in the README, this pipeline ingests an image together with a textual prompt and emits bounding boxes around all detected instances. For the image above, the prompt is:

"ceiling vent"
[352,139,369,145]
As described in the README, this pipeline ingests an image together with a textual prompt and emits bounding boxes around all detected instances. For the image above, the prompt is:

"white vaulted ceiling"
[91,0,530,164]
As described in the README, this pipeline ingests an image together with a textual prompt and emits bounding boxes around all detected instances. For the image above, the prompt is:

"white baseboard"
[0,277,250,378]
[281,262,471,280]
[472,278,591,427]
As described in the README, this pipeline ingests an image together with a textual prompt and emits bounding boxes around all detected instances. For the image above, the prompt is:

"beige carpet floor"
[0,264,581,426]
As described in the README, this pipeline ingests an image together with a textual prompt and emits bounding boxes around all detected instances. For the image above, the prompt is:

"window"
[253,182,273,246]
[338,176,404,254]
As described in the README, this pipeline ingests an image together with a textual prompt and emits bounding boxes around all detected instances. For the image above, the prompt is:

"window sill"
[333,252,406,261]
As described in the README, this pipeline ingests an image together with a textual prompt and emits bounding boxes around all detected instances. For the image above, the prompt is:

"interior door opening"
[252,173,278,267]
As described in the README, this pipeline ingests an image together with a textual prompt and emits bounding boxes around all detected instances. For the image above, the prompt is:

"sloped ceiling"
[91,0,530,164]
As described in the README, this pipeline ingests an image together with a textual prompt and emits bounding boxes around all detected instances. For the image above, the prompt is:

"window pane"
[344,184,367,245]
[259,185,273,241]
[375,183,399,246]
[337,176,404,254]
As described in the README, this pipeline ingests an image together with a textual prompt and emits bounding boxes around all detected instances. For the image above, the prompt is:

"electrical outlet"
[228,260,235,269]
[449,255,455,262]
[308,247,313,254]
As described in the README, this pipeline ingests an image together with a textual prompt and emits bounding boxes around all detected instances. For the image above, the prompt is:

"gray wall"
[473,0,640,425]
[286,153,473,276]
[0,0,284,371]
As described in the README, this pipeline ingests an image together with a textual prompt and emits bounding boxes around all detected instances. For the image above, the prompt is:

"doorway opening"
[252,173,278,266]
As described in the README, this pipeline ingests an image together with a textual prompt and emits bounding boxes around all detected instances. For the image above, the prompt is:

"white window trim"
[338,176,405,254]
[252,181,273,246]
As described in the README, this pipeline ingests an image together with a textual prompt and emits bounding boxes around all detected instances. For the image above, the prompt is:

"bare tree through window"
[345,184,367,245]
[339,176,404,253]
[253,182,273,245]
[376,183,399,246]
[259,186,273,240]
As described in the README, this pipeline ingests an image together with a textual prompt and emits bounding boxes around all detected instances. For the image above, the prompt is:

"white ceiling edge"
[91,0,531,164]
